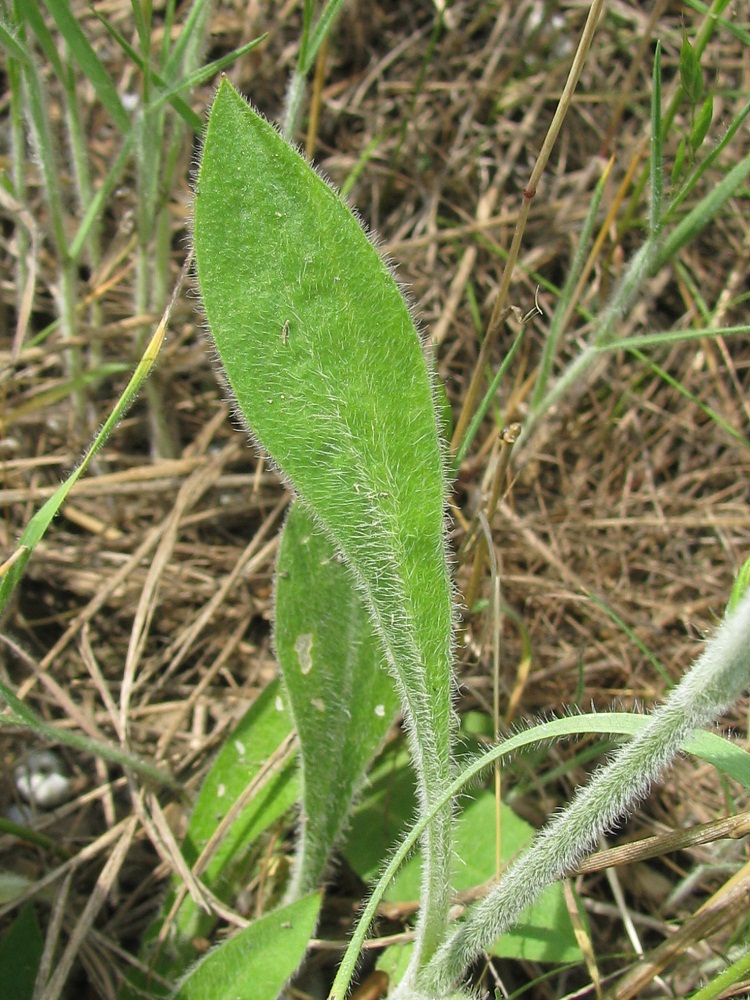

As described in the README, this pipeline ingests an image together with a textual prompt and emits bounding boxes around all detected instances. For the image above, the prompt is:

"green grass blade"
[654,152,750,272]
[128,0,150,67]
[628,347,749,447]
[302,0,347,74]
[297,0,316,72]
[453,331,523,469]
[0,283,173,616]
[529,158,611,415]
[276,502,400,899]
[650,41,663,237]
[97,11,266,133]
[596,323,750,351]
[143,37,268,119]
[0,20,32,63]
[94,12,201,132]
[19,39,69,258]
[681,0,750,46]
[40,0,130,133]
[18,1,64,78]
[284,0,347,137]
[69,131,135,261]
[587,592,671,686]
[163,0,212,76]
[0,679,178,790]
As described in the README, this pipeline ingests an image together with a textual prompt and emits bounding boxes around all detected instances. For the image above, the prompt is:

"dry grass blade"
[607,862,750,1000]
[35,818,138,1000]
[577,811,750,875]
[452,0,606,450]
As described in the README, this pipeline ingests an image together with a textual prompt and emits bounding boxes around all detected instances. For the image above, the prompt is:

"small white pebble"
[14,750,71,809]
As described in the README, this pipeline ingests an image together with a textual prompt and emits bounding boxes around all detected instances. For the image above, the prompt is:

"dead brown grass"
[1,1,750,998]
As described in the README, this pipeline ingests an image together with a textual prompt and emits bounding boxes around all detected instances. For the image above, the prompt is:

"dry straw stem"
[608,861,750,1000]
[452,0,605,451]
[575,809,750,875]
[36,817,138,1000]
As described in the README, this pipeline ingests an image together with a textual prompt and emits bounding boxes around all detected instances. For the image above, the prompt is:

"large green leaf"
[194,79,455,962]
[193,79,451,725]
[276,501,400,898]
[121,681,298,999]
[171,893,321,1000]
[0,903,43,1000]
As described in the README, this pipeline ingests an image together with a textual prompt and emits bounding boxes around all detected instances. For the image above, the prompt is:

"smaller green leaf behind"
[0,903,43,1000]
[170,893,321,1000]
[178,680,298,911]
[276,501,400,899]
[120,681,298,999]
[344,744,581,966]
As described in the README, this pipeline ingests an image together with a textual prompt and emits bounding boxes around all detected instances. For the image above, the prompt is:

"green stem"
[21,34,87,426]
[282,68,306,142]
[424,589,750,993]
[7,17,28,348]
[397,681,454,974]
[688,946,750,1000]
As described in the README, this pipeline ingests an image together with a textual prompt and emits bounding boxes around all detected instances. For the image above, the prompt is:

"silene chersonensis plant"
[3,2,750,999]
[187,24,750,1000]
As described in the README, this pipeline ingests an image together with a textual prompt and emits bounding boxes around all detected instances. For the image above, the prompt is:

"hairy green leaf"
[276,501,399,899]
[679,35,703,106]
[194,78,455,964]
[171,893,321,1000]
[194,82,452,718]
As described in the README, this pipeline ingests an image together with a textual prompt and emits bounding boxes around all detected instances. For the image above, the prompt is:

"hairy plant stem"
[283,69,306,143]
[420,589,750,993]
[396,676,453,976]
